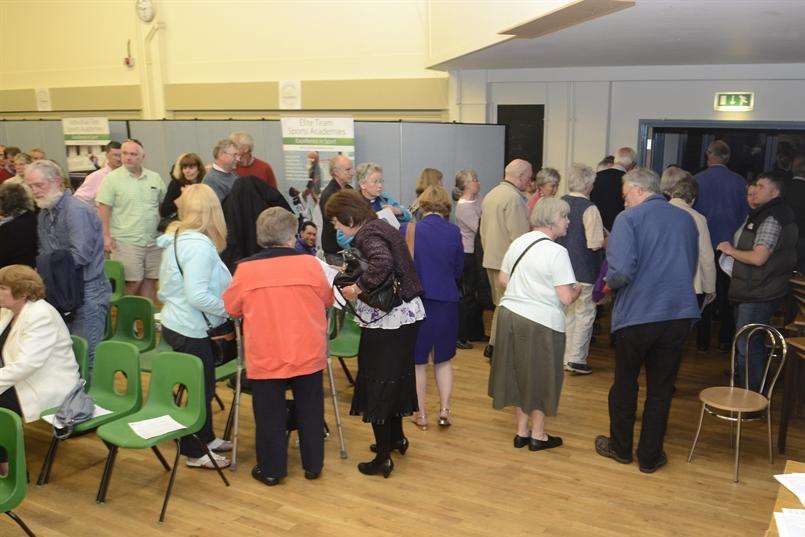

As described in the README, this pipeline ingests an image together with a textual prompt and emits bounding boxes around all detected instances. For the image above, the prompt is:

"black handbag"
[334,247,402,313]
[173,230,237,366]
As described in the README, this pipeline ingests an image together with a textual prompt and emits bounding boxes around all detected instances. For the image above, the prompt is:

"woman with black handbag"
[156,183,234,469]
[325,189,425,479]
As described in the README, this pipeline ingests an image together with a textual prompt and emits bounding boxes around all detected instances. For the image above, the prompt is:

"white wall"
[450,63,805,187]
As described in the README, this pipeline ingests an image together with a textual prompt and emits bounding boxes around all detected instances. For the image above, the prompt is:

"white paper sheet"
[128,415,186,439]
[317,258,346,309]
[775,510,805,537]
[375,207,400,229]
[41,404,114,427]
[719,253,734,277]
[775,473,805,506]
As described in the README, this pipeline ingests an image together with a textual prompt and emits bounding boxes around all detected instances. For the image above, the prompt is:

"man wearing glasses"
[230,131,278,189]
[202,138,241,202]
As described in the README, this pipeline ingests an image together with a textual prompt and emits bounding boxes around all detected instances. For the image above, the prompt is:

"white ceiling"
[431,0,805,70]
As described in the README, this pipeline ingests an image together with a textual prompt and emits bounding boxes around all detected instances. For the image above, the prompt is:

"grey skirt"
[487,306,566,416]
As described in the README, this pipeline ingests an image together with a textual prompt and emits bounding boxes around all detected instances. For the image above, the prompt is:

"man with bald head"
[320,155,355,265]
[480,159,532,357]
[591,146,636,231]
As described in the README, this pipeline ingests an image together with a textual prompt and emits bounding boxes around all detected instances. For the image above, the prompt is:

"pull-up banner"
[280,117,355,187]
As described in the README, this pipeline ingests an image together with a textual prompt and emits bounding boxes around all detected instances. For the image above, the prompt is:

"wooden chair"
[778,337,805,454]
[687,324,787,482]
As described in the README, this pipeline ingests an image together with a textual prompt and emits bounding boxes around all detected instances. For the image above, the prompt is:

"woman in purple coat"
[401,186,464,429]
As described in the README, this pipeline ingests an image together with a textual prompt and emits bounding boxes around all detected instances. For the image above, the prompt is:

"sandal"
[186,452,231,469]
[412,414,428,430]
[438,408,451,427]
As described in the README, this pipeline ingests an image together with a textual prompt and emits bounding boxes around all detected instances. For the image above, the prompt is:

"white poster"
[61,117,111,146]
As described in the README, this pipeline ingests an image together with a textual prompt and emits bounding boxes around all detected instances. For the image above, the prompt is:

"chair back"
[329,310,361,357]
[0,409,27,512]
[144,352,206,434]
[109,296,156,352]
[90,340,143,411]
[730,323,787,399]
[105,260,126,302]
[71,335,89,385]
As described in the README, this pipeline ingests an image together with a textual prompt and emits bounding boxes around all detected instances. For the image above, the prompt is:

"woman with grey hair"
[223,206,333,486]
[660,165,692,198]
[0,182,38,268]
[527,167,561,215]
[488,197,580,451]
[557,163,605,375]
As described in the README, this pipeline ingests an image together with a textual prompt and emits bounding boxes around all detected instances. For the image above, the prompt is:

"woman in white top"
[453,169,486,347]
[0,265,79,468]
[488,197,580,452]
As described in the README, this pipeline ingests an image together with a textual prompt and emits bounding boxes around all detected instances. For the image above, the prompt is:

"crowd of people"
[0,133,802,483]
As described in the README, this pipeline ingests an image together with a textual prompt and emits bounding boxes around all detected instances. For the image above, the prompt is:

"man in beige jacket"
[480,159,533,357]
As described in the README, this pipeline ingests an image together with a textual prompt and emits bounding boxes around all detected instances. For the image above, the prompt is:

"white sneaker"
[207,438,233,452]
[186,452,231,469]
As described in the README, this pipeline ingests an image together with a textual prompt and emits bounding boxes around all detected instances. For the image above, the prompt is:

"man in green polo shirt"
[97,139,166,301]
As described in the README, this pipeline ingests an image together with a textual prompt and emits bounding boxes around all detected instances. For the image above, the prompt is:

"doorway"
[497,105,544,172]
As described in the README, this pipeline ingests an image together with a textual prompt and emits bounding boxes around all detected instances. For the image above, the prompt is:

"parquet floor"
[8,315,805,536]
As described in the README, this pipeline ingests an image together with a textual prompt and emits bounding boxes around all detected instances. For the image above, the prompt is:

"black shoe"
[639,452,668,474]
[456,340,473,350]
[483,345,494,358]
[470,334,489,343]
[251,465,282,486]
[696,345,709,353]
[594,435,633,464]
[718,342,731,353]
[304,470,321,480]
[564,362,592,375]
[513,434,530,449]
[369,438,409,455]
[357,458,394,478]
[529,435,563,451]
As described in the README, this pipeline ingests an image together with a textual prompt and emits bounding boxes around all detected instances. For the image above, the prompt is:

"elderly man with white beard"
[25,159,111,373]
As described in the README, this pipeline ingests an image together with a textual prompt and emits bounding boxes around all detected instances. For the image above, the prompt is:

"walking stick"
[230,317,245,471]
[326,309,348,459]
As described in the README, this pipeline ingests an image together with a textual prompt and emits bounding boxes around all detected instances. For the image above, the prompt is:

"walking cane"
[230,317,245,471]
[326,308,348,459]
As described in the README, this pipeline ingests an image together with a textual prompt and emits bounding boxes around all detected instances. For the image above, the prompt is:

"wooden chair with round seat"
[687,323,787,483]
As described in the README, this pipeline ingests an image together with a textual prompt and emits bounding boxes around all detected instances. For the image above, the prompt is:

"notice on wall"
[62,117,111,146]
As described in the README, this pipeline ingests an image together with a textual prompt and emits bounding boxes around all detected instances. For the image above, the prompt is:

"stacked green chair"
[37,341,144,486]
[106,296,156,353]
[104,260,125,303]
[0,409,36,536]
[328,310,361,385]
[71,335,89,387]
[95,352,230,523]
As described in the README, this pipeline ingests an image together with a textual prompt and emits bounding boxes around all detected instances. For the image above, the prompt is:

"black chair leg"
[337,358,355,385]
[96,444,118,504]
[5,511,36,537]
[173,386,186,406]
[36,436,60,486]
[159,440,182,524]
[223,402,235,441]
[213,391,225,411]
[151,446,171,471]
[194,434,229,487]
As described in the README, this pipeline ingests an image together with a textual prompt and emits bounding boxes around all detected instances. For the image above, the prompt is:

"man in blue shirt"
[595,167,699,474]
[26,160,111,373]
[693,141,748,351]
[294,221,318,256]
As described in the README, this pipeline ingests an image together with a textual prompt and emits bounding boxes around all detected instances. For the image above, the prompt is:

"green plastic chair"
[138,338,173,373]
[328,310,361,385]
[71,335,89,387]
[104,260,125,303]
[0,409,36,536]
[36,341,144,486]
[95,352,229,523]
[106,296,156,353]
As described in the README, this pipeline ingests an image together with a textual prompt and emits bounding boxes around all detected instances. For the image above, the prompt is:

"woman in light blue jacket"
[157,184,233,469]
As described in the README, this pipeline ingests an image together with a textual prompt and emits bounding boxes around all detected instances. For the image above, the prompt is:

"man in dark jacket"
[784,155,805,272]
[319,155,354,265]
[590,147,635,231]
[718,172,798,391]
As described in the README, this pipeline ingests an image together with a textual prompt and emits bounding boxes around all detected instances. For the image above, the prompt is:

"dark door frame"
[637,119,805,167]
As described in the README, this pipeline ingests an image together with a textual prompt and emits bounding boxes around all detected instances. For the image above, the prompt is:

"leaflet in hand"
[376,207,400,229]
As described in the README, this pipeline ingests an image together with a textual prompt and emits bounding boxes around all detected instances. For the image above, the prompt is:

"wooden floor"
[9,315,805,537]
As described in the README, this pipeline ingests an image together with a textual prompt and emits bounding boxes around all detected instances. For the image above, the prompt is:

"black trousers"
[162,327,216,458]
[697,258,734,349]
[609,319,691,467]
[0,387,22,464]
[458,253,486,342]
[251,371,324,478]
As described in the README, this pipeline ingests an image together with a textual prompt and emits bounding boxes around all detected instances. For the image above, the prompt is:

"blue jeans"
[734,299,781,391]
[68,276,112,374]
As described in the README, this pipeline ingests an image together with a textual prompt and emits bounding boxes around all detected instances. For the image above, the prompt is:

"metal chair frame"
[688,323,787,482]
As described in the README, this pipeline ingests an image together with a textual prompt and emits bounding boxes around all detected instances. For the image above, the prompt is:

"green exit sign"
[714,92,754,112]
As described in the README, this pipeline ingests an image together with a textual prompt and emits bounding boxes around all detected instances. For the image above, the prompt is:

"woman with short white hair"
[556,163,605,375]
[488,197,580,451]
[527,167,560,215]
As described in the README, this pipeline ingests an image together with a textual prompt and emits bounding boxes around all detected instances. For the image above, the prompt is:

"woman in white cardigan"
[0,265,79,426]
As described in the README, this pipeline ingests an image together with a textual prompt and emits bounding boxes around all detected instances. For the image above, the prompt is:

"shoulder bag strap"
[509,237,549,278]
[173,229,213,331]
[405,222,416,257]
